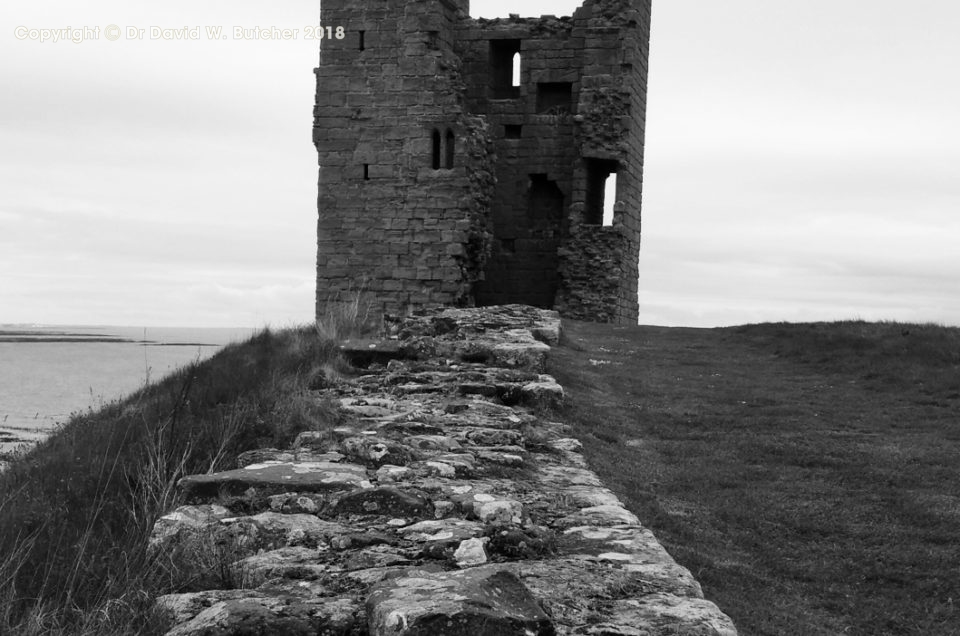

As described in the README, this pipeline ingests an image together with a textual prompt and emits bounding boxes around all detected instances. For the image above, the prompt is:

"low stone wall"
[151,305,737,635]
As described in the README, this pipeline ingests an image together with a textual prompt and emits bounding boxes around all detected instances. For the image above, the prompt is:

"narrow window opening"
[358,30,365,51]
[504,124,522,139]
[536,82,573,114]
[603,173,617,226]
[445,129,455,169]
[363,164,370,180]
[427,31,440,50]
[584,158,619,225]
[431,129,441,169]
[489,39,522,98]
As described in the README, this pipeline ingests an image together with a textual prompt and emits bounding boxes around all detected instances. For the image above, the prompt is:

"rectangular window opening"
[603,173,617,226]
[489,39,522,99]
[504,124,522,139]
[537,82,573,114]
[359,30,365,51]
[427,31,440,50]
[363,164,370,180]
[584,159,618,225]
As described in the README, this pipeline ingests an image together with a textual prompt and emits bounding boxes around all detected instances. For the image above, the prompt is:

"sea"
[0,325,257,457]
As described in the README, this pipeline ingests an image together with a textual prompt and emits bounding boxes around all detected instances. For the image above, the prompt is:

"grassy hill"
[549,320,960,636]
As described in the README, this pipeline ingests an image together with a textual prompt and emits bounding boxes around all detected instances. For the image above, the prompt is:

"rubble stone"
[146,305,735,636]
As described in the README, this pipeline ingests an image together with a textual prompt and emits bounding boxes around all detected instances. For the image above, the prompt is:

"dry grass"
[315,281,381,342]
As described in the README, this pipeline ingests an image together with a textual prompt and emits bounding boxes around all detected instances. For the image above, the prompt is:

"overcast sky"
[2,1,958,328]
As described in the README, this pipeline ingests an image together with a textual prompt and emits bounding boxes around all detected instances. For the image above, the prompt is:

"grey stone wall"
[313,0,495,316]
[150,306,738,635]
[315,0,651,324]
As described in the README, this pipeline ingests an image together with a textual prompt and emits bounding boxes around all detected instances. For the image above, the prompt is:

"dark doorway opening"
[475,174,564,309]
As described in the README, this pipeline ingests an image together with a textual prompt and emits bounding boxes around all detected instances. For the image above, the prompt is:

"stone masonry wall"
[315,0,651,325]
[149,305,737,635]
[460,0,650,324]
[314,0,495,317]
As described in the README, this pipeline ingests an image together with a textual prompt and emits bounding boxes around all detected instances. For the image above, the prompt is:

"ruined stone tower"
[313,0,651,324]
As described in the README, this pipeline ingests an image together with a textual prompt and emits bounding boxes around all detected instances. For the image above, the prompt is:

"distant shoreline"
[0,331,219,346]
[0,338,219,346]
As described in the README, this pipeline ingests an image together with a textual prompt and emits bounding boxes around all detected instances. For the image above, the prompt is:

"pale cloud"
[2,0,959,327]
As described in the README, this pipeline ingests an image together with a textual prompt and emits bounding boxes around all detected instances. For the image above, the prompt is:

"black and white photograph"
[1,1,958,634]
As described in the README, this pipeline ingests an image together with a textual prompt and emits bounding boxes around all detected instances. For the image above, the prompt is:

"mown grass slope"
[549,320,960,636]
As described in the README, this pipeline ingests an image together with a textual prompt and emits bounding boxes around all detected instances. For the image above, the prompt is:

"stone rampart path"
[151,305,737,635]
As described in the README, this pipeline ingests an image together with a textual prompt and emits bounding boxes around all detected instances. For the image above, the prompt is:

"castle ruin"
[313,0,651,324]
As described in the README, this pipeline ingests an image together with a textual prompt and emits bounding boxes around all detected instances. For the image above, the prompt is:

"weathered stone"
[236,448,343,468]
[472,496,524,525]
[550,438,584,453]
[219,513,353,550]
[407,434,462,452]
[408,460,457,479]
[268,493,320,514]
[339,338,405,367]
[537,465,605,489]
[491,332,552,371]
[455,427,524,446]
[343,546,413,571]
[557,526,704,595]
[453,537,489,567]
[494,559,704,623]
[161,592,358,636]
[339,436,417,466]
[486,526,556,560]
[156,590,259,625]
[477,450,525,466]
[375,464,411,484]
[293,427,366,451]
[149,504,232,552]
[379,420,445,436]
[329,529,399,551]
[555,505,641,529]
[339,396,408,419]
[521,377,565,409]
[366,568,555,636]
[232,546,332,586]
[332,486,431,517]
[398,518,484,544]
[178,461,370,498]
[577,595,738,636]
[562,486,624,509]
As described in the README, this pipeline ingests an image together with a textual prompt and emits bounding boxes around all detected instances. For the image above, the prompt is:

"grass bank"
[549,320,960,636]
[0,326,344,635]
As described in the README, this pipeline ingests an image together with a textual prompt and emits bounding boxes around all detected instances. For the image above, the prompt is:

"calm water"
[0,326,256,452]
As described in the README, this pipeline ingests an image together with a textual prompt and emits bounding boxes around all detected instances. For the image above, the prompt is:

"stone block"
[366,568,554,636]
